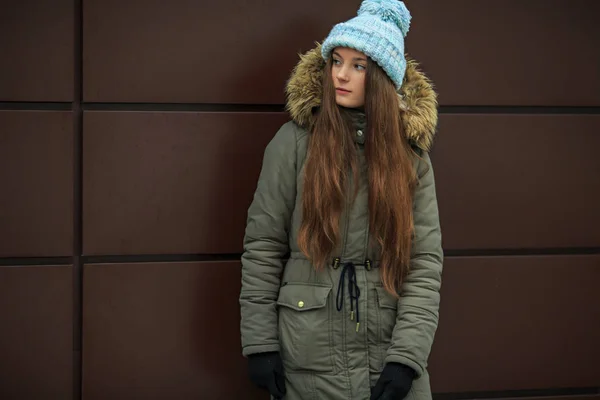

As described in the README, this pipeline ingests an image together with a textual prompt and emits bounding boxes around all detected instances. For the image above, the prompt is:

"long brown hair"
[297,56,418,295]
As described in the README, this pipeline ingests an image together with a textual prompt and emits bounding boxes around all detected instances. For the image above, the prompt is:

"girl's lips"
[336,88,351,94]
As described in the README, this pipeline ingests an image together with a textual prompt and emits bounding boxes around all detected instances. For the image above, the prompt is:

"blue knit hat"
[321,0,411,89]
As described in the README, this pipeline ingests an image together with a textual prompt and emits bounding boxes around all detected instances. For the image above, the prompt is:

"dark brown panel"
[432,114,600,250]
[82,261,264,400]
[428,255,600,392]
[84,113,600,254]
[83,257,600,397]
[83,0,600,106]
[0,0,73,101]
[83,0,360,102]
[0,111,74,257]
[406,0,600,106]
[0,265,73,400]
[83,111,288,255]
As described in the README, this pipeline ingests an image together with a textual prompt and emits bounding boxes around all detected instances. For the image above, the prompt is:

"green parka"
[240,45,443,400]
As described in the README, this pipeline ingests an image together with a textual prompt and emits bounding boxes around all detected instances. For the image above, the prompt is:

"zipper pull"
[332,257,340,270]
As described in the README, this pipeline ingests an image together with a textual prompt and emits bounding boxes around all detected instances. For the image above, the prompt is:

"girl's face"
[331,47,367,109]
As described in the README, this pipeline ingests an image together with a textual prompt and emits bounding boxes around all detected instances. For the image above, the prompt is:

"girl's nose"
[336,66,349,82]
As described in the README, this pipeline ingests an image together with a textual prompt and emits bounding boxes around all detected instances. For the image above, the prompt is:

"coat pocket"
[375,286,398,346]
[277,282,333,372]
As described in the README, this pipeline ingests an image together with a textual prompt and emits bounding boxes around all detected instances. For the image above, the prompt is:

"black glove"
[248,352,286,399]
[370,362,416,400]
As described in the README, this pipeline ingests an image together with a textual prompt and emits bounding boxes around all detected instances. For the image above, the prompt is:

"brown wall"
[1,0,599,399]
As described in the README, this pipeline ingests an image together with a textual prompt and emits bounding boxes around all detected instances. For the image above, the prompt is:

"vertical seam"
[342,301,352,400]
[310,373,318,400]
[360,151,370,262]
[376,289,384,367]
[328,283,335,372]
[339,200,351,260]
[362,268,371,396]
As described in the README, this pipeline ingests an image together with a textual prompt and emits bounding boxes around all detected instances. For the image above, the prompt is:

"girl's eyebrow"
[333,51,367,62]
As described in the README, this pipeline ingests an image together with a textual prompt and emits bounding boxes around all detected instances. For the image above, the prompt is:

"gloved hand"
[248,352,286,399]
[370,362,416,400]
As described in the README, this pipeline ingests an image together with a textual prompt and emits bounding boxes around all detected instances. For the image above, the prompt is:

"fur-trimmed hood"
[285,44,439,151]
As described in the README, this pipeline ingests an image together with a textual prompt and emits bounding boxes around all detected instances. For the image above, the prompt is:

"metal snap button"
[357,130,363,136]
[298,301,305,308]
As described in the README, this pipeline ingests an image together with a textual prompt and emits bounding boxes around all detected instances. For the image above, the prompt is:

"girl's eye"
[333,59,342,65]
[355,64,366,71]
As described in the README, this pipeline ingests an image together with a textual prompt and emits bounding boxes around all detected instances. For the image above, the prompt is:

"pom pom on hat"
[358,0,411,37]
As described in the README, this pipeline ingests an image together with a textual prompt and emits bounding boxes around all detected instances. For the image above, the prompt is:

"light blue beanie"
[321,0,411,89]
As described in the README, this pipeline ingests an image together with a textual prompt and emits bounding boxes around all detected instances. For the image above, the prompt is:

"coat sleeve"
[384,151,444,377]
[240,122,298,357]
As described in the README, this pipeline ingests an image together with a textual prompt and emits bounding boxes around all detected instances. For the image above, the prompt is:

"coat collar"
[285,43,439,151]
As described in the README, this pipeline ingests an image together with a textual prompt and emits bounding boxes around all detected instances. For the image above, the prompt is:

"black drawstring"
[335,262,361,332]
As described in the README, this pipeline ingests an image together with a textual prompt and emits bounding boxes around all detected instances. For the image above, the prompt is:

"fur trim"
[285,43,438,152]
